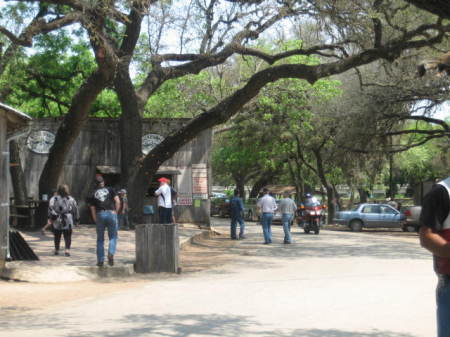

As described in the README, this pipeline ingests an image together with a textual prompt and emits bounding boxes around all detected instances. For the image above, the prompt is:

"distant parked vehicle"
[211,192,227,199]
[333,203,406,232]
[210,195,230,217]
[257,200,282,224]
[244,198,258,221]
[401,205,422,232]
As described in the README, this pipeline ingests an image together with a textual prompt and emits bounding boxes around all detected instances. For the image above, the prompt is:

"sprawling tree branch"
[137,1,303,106]
[0,11,82,47]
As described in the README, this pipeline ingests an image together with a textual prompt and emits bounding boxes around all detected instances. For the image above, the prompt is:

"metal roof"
[0,102,32,121]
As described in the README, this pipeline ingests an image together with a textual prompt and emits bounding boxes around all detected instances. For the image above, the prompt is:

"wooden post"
[135,223,179,273]
[0,113,8,269]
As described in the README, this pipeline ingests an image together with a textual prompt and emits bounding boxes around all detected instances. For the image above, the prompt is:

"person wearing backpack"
[43,184,79,256]
[168,179,178,223]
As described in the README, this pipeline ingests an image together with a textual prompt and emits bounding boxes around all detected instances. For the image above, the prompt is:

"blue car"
[333,203,406,232]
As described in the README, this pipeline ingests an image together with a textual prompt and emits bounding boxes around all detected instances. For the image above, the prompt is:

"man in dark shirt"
[230,189,246,240]
[89,175,120,267]
[419,177,450,337]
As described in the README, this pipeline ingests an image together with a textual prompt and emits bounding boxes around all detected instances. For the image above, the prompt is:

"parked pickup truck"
[334,203,406,232]
[401,205,422,232]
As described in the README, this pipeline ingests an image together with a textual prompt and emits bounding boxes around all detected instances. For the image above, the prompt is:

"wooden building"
[17,118,212,225]
[0,103,31,269]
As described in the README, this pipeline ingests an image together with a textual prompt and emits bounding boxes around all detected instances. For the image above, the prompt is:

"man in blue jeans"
[279,191,297,244]
[89,175,120,267]
[257,188,277,244]
[230,189,246,240]
[419,176,450,337]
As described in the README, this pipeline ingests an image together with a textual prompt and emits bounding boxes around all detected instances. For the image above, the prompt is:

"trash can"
[143,205,154,224]
[135,223,179,273]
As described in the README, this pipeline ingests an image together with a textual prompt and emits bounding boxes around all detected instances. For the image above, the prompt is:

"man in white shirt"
[257,188,277,244]
[154,177,172,224]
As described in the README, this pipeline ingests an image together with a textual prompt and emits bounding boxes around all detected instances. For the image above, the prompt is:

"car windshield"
[350,205,360,211]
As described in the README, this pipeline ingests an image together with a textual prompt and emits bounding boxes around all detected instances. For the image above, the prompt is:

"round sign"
[26,130,55,154]
[142,133,164,155]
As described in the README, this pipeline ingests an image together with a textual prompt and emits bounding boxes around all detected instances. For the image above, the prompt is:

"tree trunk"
[313,149,335,224]
[128,162,156,224]
[233,175,246,200]
[249,169,278,198]
[332,184,341,211]
[405,0,450,20]
[287,158,304,203]
[358,188,368,203]
[325,185,335,225]
[115,64,143,189]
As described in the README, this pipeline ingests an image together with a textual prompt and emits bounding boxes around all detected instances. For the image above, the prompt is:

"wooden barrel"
[135,223,179,273]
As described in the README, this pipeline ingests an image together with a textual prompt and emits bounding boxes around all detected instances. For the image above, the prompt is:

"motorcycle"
[297,198,323,234]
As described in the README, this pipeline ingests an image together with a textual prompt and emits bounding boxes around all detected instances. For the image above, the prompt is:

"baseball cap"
[158,177,169,183]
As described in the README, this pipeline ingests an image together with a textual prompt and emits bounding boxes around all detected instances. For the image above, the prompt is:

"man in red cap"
[154,177,173,224]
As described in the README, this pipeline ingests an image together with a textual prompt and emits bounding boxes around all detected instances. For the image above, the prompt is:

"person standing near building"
[117,189,130,230]
[419,176,450,337]
[230,189,246,240]
[279,191,297,244]
[42,185,79,256]
[154,177,172,224]
[89,175,120,267]
[257,188,277,244]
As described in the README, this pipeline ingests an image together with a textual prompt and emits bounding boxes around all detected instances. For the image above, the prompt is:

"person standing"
[386,197,399,209]
[117,189,130,230]
[154,177,172,224]
[257,188,277,244]
[41,189,57,235]
[419,176,450,337]
[230,189,246,240]
[279,191,297,244]
[89,175,120,267]
[42,185,79,256]
[168,179,178,224]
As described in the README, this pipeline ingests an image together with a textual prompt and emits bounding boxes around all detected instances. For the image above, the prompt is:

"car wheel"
[314,227,320,235]
[304,228,310,234]
[403,224,416,233]
[350,219,363,232]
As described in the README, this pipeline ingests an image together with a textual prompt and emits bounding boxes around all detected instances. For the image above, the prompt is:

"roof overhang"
[0,102,32,138]
[157,166,182,175]
[96,165,121,174]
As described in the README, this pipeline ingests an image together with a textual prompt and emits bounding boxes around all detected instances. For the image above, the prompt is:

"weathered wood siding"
[16,118,211,225]
[135,223,179,273]
[0,112,7,268]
